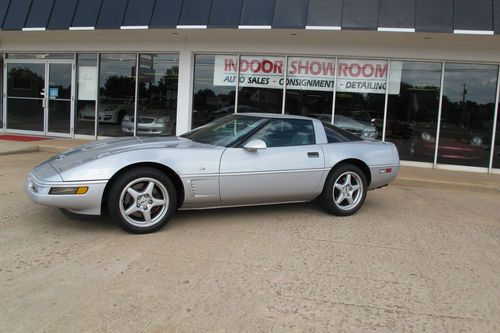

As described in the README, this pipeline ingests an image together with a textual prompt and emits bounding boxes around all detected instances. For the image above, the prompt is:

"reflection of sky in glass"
[99,54,136,88]
[139,54,179,85]
[397,61,442,88]
[194,54,236,96]
[443,64,498,105]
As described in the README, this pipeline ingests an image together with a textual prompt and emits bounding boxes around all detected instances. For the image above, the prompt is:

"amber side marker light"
[49,187,89,195]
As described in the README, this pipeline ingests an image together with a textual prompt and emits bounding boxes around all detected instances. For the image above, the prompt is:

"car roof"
[234,113,316,121]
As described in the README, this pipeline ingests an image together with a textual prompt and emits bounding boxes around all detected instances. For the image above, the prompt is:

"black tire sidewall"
[107,167,177,233]
[319,164,368,216]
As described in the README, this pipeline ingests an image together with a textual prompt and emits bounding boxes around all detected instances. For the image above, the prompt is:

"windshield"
[181,115,268,147]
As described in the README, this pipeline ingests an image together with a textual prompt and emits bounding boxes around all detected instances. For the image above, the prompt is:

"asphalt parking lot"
[1,152,499,332]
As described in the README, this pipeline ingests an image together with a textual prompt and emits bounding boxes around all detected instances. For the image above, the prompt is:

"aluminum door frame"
[3,58,75,137]
[45,61,76,138]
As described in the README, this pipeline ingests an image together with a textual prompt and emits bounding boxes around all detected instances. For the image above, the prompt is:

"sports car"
[25,114,400,234]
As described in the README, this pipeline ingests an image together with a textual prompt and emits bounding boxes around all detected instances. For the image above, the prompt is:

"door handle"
[307,152,320,158]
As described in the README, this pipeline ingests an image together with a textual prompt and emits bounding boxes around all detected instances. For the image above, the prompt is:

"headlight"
[361,126,378,139]
[361,128,377,139]
[471,136,482,147]
[156,116,170,124]
[421,132,435,143]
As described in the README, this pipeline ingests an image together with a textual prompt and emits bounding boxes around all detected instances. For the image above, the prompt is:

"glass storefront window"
[438,63,498,168]
[129,54,179,136]
[192,54,236,129]
[285,56,335,122]
[98,53,136,137]
[493,99,500,169]
[386,61,442,163]
[334,59,389,140]
[0,55,3,129]
[237,55,285,114]
[7,53,74,60]
[75,54,98,136]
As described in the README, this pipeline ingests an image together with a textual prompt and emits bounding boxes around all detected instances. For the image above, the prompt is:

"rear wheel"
[107,167,177,233]
[318,163,367,216]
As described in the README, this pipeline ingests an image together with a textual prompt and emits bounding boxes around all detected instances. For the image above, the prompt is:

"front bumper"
[25,174,107,216]
[121,121,172,135]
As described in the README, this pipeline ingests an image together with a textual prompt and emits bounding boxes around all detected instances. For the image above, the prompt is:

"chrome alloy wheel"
[119,177,169,227]
[333,171,363,211]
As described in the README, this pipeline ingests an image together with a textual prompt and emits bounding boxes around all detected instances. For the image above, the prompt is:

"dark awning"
[0,0,498,35]
[208,0,243,28]
[122,0,155,28]
[24,0,55,30]
[71,0,102,29]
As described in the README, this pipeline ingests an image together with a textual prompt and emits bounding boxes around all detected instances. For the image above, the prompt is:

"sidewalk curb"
[0,145,40,155]
[393,177,500,193]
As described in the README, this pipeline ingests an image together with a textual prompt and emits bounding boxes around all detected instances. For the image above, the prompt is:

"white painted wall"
[2,28,500,135]
[2,29,500,63]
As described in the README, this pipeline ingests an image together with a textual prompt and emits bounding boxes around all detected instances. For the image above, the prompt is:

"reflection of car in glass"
[78,102,132,124]
[334,115,378,139]
[410,123,486,161]
[310,114,378,139]
[121,103,176,136]
[209,105,261,120]
[26,114,399,234]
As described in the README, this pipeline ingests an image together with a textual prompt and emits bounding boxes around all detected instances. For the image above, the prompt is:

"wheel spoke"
[345,174,352,186]
[334,183,344,190]
[335,193,345,205]
[152,198,166,208]
[125,205,139,216]
[346,196,354,206]
[127,187,140,200]
[144,182,155,196]
[351,185,360,192]
[142,209,152,223]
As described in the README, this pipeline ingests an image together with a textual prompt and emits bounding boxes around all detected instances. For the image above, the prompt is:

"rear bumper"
[25,174,107,215]
[368,165,400,190]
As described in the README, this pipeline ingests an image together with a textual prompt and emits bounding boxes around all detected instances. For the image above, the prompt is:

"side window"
[249,119,315,147]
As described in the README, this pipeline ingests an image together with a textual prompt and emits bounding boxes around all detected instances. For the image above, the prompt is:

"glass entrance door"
[6,63,45,132]
[5,61,74,137]
[47,63,73,135]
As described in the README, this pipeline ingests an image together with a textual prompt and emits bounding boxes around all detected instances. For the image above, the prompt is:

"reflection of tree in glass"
[102,75,135,98]
[139,66,179,109]
[193,89,216,112]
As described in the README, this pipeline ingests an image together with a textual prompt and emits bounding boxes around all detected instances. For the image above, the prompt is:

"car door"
[219,118,325,205]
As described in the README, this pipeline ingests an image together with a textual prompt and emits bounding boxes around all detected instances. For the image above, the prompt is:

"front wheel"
[318,163,367,216]
[107,167,177,233]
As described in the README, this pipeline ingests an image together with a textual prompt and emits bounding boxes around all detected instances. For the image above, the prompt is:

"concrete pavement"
[1,152,499,332]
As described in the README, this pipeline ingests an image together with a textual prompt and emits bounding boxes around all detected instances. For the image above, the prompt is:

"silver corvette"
[26,114,400,233]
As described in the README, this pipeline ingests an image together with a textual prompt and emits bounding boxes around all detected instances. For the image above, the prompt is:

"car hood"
[49,136,215,176]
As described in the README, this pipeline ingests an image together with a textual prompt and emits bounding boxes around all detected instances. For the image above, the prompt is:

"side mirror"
[243,139,267,152]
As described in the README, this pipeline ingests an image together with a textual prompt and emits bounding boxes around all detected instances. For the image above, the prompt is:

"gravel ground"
[1,152,499,332]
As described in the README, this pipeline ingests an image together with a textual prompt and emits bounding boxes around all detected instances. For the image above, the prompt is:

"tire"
[318,163,368,216]
[117,111,126,124]
[107,167,177,234]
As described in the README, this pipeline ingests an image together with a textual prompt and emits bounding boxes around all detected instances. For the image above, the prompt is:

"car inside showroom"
[0,0,499,173]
